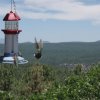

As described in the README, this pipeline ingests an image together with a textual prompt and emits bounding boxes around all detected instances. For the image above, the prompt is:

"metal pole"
[11,0,12,11]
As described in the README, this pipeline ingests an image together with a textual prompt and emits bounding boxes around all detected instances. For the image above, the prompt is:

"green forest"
[0,42,100,99]
[0,63,100,99]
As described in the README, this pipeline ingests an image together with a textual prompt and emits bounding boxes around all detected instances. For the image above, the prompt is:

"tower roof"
[3,11,20,21]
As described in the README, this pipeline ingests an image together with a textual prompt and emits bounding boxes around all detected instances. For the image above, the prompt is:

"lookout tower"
[0,0,28,64]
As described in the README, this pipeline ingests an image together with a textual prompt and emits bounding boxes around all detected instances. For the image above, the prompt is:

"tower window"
[5,21,18,30]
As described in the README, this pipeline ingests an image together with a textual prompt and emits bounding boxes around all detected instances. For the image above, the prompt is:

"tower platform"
[0,56,28,64]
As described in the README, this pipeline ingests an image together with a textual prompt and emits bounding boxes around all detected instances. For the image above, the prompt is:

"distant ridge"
[43,41,50,43]
[19,42,33,44]
[18,40,100,44]
[96,40,100,42]
[0,41,100,65]
[19,41,50,44]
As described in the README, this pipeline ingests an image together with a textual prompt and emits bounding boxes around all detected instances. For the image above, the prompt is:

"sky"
[0,0,100,43]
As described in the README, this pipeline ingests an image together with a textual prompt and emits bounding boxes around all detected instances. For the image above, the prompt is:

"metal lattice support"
[11,0,16,12]
[13,0,16,12]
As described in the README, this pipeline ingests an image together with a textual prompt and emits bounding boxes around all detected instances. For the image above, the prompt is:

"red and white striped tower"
[2,11,21,57]
[0,0,28,64]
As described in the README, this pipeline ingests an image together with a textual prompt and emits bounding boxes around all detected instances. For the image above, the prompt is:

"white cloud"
[1,0,100,23]
[22,0,100,22]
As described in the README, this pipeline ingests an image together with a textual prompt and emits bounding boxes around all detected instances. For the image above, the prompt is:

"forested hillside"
[1,42,100,65]
[0,42,100,99]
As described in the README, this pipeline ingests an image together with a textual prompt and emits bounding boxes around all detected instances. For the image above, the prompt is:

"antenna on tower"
[11,0,12,11]
[11,0,16,12]
[13,0,16,12]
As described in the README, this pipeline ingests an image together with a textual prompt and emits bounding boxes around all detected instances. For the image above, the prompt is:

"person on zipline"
[34,38,43,60]
[13,53,18,67]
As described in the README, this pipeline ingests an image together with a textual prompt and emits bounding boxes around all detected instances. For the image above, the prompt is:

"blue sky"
[0,0,100,43]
